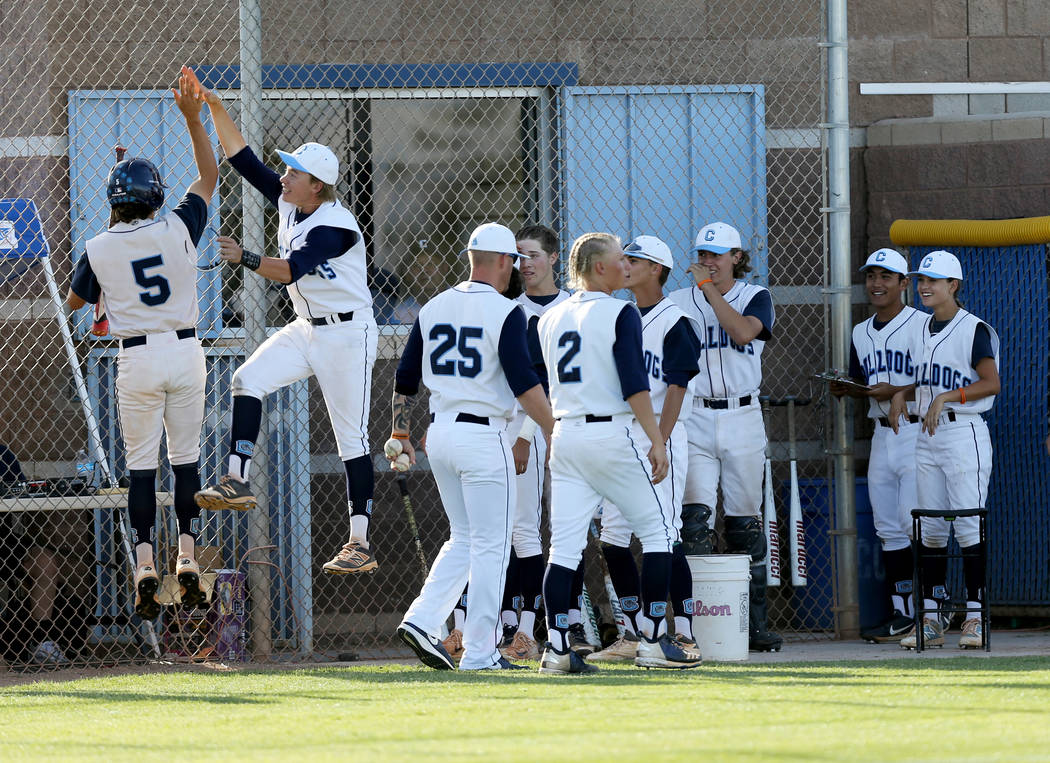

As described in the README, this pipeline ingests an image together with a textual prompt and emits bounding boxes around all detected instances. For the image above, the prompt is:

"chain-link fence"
[0,0,838,670]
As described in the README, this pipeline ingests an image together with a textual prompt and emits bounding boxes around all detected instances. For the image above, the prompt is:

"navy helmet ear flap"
[106,158,166,210]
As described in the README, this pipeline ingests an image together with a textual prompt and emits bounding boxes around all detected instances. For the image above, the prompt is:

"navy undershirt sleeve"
[228,146,283,207]
[171,192,208,247]
[612,305,650,399]
[499,307,542,396]
[70,255,101,304]
[849,342,865,381]
[394,320,424,396]
[971,323,995,367]
[286,225,359,282]
[662,317,702,388]
[526,315,549,395]
[742,289,774,341]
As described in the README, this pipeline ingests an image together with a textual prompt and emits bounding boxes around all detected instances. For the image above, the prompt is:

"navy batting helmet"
[106,158,166,210]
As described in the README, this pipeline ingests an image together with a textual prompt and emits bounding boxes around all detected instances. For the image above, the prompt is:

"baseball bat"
[395,474,429,584]
[786,397,807,586]
[91,145,128,338]
[760,397,781,586]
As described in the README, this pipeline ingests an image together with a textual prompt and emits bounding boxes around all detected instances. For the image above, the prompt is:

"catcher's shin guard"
[680,503,714,555]
[725,515,782,652]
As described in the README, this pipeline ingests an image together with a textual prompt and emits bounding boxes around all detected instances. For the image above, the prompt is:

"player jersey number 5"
[130,254,171,306]
[430,324,483,377]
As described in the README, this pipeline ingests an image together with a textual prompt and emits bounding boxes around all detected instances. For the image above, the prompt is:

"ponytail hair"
[567,232,619,291]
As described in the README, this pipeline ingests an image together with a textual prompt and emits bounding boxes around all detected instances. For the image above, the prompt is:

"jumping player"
[66,68,217,619]
[537,232,701,673]
[830,248,924,643]
[391,223,556,671]
[184,69,379,575]
[668,221,781,652]
[498,224,571,661]
[892,250,1000,650]
[590,235,702,662]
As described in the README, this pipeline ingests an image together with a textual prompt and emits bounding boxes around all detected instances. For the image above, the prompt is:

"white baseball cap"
[624,235,674,268]
[909,249,964,280]
[277,142,339,185]
[462,222,525,258]
[860,248,909,275]
[692,222,742,255]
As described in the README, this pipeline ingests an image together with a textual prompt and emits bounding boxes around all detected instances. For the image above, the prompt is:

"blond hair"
[567,232,620,291]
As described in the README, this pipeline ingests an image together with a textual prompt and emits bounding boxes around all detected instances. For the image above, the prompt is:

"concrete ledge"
[867,112,1050,147]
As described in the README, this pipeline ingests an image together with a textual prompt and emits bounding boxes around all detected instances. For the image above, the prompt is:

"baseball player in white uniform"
[892,251,1000,650]
[669,221,781,652]
[537,232,701,674]
[187,71,379,574]
[831,248,924,643]
[390,223,556,671]
[590,235,703,663]
[66,68,216,620]
[495,224,570,661]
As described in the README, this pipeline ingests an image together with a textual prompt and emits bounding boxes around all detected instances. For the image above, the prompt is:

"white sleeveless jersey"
[277,199,372,319]
[640,297,696,421]
[517,289,571,319]
[916,309,999,416]
[538,291,637,419]
[668,280,772,398]
[84,213,198,339]
[420,281,527,420]
[852,305,925,418]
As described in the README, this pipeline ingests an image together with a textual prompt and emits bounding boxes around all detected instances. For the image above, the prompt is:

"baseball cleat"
[194,475,257,512]
[176,556,207,609]
[134,565,161,621]
[465,656,529,671]
[635,633,702,669]
[861,612,914,643]
[567,622,595,656]
[441,628,464,661]
[749,628,783,653]
[322,541,378,574]
[538,643,599,675]
[500,630,539,661]
[958,618,984,649]
[588,632,640,662]
[901,617,945,649]
[30,640,71,669]
[397,621,456,670]
[672,633,699,650]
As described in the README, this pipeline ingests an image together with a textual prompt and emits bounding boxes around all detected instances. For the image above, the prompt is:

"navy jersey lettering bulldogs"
[850,305,924,418]
[669,281,773,398]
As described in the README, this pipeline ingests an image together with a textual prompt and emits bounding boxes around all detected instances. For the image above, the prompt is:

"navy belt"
[877,414,920,427]
[431,412,489,425]
[121,327,196,349]
[584,414,612,423]
[311,311,354,326]
[702,394,752,409]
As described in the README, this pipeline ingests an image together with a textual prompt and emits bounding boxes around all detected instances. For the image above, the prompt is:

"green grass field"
[2,657,1048,761]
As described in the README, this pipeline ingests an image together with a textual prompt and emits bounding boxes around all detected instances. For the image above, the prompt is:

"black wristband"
[241,250,262,271]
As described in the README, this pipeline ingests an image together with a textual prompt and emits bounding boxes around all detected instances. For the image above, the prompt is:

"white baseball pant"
[548,415,674,570]
[600,421,687,546]
[401,419,514,670]
[232,315,377,459]
[683,400,766,520]
[868,420,918,552]
[915,415,992,548]
[512,422,546,558]
[116,333,206,470]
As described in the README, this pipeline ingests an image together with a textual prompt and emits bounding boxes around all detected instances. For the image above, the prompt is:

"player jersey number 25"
[130,254,171,306]
[430,324,483,377]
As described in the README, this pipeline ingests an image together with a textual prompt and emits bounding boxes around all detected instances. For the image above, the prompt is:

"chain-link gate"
[0,0,838,670]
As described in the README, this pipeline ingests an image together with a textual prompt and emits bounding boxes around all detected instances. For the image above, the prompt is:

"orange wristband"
[959,387,967,405]
[696,278,713,289]
[392,433,410,440]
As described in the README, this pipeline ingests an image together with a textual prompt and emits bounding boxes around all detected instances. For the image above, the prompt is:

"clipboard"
[813,371,871,393]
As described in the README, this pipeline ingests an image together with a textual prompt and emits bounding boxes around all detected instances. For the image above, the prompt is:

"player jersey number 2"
[556,331,582,383]
[429,324,483,378]
[130,254,171,306]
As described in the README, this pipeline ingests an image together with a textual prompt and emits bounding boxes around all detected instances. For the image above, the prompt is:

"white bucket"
[686,554,751,662]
